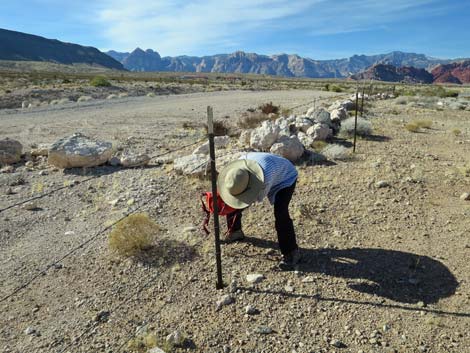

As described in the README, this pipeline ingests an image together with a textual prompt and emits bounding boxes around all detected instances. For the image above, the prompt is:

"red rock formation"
[431,61,470,84]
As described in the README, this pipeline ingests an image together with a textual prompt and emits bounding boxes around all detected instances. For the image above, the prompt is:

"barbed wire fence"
[1,91,365,352]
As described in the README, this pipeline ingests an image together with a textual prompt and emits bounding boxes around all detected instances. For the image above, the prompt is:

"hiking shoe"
[224,229,245,243]
[278,248,301,271]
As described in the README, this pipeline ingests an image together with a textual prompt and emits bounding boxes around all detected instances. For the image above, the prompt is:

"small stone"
[148,347,166,353]
[216,294,235,310]
[417,301,426,308]
[246,273,265,284]
[166,329,186,347]
[109,157,121,167]
[301,276,315,283]
[369,338,378,344]
[284,285,294,293]
[127,199,135,206]
[64,231,75,236]
[460,192,470,201]
[223,345,231,353]
[24,327,36,335]
[255,326,273,334]
[383,324,390,332]
[108,199,119,206]
[330,339,345,348]
[245,305,259,315]
[375,180,390,188]
[22,202,39,211]
[183,226,197,233]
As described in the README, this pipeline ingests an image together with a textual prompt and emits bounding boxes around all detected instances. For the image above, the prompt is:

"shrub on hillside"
[340,117,373,136]
[90,75,111,87]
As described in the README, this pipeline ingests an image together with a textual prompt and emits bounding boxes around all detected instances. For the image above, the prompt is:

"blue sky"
[1,0,469,59]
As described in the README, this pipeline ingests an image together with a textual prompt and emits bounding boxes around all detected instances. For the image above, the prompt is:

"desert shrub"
[312,140,327,151]
[237,111,269,129]
[395,97,408,105]
[281,107,292,117]
[90,75,111,87]
[452,128,461,136]
[322,144,350,160]
[405,122,420,132]
[329,84,343,93]
[259,102,279,115]
[108,213,158,257]
[415,120,432,129]
[204,120,229,136]
[340,117,373,136]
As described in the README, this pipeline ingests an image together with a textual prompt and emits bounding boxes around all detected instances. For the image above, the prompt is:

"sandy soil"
[0,89,469,353]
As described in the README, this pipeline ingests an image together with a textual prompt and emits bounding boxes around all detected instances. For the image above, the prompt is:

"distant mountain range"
[0,28,124,70]
[1,28,469,84]
[107,48,460,79]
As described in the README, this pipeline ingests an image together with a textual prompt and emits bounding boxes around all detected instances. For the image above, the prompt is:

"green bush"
[90,76,111,87]
[329,84,343,93]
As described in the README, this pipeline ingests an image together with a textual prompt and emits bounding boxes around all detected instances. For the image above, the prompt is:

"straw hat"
[217,159,264,209]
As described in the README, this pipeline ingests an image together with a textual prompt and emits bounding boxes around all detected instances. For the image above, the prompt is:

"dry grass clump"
[405,122,420,133]
[311,140,327,151]
[415,120,433,129]
[452,128,462,136]
[340,117,373,137]
[321,144,351,160]
[259,101,279,115]
[108,213,159,257]
[237,111,269,129]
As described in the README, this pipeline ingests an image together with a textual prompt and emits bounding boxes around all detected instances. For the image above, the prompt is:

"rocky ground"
[0,87,469,353]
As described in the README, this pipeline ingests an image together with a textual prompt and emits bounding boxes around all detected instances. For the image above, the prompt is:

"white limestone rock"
[270,136,304,162]
[330,107,348,122]
[250,120,280,151]
[306,124,332,141]
[120,153,151,167]
[48,133,113,168]
[297,131,314,148]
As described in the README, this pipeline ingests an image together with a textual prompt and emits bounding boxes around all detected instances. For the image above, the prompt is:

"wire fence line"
[0,146,229,303]
[0,138,206,215]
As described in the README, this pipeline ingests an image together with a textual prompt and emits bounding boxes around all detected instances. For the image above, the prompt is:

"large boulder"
[120,153,151,167]
[330,107,348,122]
[48,133,113,168]
[294,117,314,133]
[297,132,314,148]
[193,136,230,155]
[311,108,332,125]
[250,120,280,151]
[0,138,23,165]
[270,136,304,162]
[329,99,355,111]
[306,124,332,141]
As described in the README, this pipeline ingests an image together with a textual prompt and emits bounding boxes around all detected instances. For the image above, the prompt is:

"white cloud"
[92,0,441,55]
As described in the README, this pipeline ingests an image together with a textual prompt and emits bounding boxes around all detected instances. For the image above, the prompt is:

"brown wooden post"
[353,90,359,153]
[207,106,224,290]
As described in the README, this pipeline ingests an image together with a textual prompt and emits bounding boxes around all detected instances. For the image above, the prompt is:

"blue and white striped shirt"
[239,152,298,205]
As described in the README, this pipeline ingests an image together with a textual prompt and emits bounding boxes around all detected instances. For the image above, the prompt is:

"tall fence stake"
[353,90,359,153]
[207,106,224,290]
[360,85,365,117]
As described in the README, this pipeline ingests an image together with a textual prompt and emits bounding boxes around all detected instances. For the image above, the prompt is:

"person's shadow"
[243,236,459,305]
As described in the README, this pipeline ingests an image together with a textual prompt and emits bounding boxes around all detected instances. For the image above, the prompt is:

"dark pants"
[226,180,298,255]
